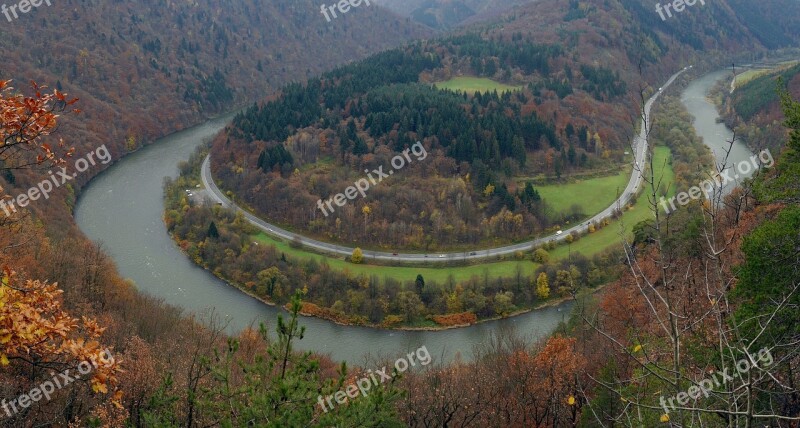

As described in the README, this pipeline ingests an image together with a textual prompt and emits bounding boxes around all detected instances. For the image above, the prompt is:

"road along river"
[201,68,687,263]
[75,68,734,365]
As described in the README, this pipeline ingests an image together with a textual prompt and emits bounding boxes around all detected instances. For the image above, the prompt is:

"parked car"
[556,230,563,235]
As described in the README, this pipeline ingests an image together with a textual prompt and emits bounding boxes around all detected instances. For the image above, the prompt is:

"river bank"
[680,69,760,195]
[75,67,734,364]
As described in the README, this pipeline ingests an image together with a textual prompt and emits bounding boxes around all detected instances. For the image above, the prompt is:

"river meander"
[75,69,743,365]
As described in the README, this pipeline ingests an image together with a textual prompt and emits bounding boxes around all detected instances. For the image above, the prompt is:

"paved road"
[200,67,687,263]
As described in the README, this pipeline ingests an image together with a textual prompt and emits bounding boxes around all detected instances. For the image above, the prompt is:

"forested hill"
[210,0,800,249]
[377,0,800,48]
[729,64,800,123]
[498,0,800,76]
[212,34,636,247]
[0,0,429,227]
[609,0,800,52]
[721,63,800,154]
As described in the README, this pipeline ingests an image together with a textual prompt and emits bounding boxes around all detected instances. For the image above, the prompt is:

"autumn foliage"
[297,301,354,325]
[398,334,587,427]
[0,268,121,394]
[0,80,76,169]
[0,80,77,227]
[429,311,478,327]
[0,81,124,425]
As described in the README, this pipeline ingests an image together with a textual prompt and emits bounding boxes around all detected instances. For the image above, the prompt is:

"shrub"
[533,248,551,263]
[351,247,364,264]
[382,315,404,327]
[430,312,478,326]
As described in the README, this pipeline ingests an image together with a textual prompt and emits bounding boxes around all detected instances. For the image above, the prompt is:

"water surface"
[680,69,759,195]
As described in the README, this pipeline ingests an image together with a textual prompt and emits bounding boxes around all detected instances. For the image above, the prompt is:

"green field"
[532,167,632,216]
[249,146,674,283]
[252,232,539,283]
[434,76,522,94]
[549,146,674,259]
[737,61,800,87]
[736,69,771,87]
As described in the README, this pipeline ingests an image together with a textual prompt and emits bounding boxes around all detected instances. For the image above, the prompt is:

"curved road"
[201,67,688,263]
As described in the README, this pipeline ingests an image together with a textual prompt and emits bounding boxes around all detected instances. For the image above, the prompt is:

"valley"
[76,67,708,356]
[3,0,800,425]
[77,62,772,367]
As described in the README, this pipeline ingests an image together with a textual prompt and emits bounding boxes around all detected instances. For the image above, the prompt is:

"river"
[680,69,758,193]
[74,115,573,365]
[75,68,746,366]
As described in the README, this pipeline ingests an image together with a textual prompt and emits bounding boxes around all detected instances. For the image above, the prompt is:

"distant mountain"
[374,0,537,29]
[410,0,477,29]
[609,0,800,53]
[489,0,800,81]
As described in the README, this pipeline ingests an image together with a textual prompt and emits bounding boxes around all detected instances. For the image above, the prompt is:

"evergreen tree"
[194,291,404,426]
[733,206,800,349]
[207,221,219,238]
[415,274,425,295]
[353,137,369,155]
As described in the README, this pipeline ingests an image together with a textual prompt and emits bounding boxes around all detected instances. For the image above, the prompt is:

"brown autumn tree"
[577,81,800,427]
[0,80,123,426]
[0,79,76,228]
[397,333,587,427]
